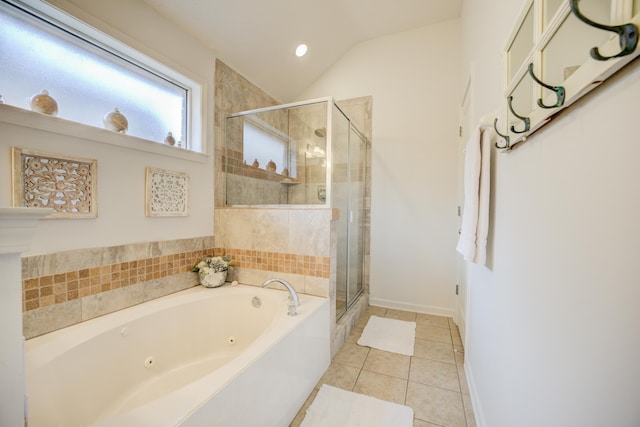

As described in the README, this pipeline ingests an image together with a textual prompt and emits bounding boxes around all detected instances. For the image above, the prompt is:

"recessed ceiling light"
[295,43,308,57]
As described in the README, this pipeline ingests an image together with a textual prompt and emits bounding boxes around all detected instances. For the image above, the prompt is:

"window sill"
[0,104,208,163]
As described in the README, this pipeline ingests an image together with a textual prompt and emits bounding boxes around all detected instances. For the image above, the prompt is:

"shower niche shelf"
[495,0,640,150]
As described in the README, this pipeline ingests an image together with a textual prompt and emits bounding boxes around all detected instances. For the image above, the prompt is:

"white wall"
[298,20,462,316]
[0,0,216,255]
[461,0,640,426]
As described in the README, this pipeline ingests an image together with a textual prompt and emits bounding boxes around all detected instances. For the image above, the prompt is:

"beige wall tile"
[304,275,329,297]
[81,283,145,321]
[142,272,197,301]
[23,299,81,339]
[288,209,331,256]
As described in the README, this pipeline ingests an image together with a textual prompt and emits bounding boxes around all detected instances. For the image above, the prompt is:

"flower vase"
[199,270,227,288]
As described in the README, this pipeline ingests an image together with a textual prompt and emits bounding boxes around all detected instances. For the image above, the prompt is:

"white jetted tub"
[25,284,330,427]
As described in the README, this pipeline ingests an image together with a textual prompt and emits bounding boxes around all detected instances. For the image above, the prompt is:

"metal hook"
[569,0,638,61]
[527,63,565,109]
[493,117,510,149]
[508,96,530,134]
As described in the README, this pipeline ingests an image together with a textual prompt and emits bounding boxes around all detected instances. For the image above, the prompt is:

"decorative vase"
[30,90,58,116]
[252,159,260,168]
[266,159,276,172]
[164,131,176,146]
[281,168,289,177]
[199,270,227,288]
[103,108,128,133]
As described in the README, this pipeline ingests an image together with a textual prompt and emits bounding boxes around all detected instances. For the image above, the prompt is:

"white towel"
[301,384,414,427]
[357,316,416,356]
[456,115,494,265]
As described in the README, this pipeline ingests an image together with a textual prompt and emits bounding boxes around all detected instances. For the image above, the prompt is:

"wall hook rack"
[493,117,510,149]
[527,63,565,109]
[508,96,530,134]
[569,0,638,61]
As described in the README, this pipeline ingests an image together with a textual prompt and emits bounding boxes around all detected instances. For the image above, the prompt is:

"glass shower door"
[347,124,366,306]
[332,105,366,320]
[332,106,349,320]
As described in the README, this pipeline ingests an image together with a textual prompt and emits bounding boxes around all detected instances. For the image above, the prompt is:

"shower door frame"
[333,102,367,320]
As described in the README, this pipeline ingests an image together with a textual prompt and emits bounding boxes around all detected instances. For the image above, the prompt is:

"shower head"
[314,127,326,138]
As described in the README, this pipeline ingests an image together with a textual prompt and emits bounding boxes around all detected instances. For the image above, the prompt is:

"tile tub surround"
[21,236,330,338]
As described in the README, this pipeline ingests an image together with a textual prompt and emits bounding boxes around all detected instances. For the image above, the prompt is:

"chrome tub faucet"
[262,278,300,316]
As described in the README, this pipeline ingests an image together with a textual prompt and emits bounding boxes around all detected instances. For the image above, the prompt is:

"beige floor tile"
[363,348,411,379]
[346,327,364,344]
[406,382,466,427]
[451,330,463,347]
[352,370,408,404]
[416,313,450,328]
[457,362,470,395]
[316,362,360,391]
[356,314,371,328]
[414,338,455,364]
[333,342,369,369]
[385,308,417,322]
[365,305,387,316]
[289,388,317,427]
[416,324,453,344]
[413,420,443,427]
[410,357,460,392]
[463,393,477,427]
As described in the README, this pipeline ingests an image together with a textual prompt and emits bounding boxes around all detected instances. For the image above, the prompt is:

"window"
[243,120,289,173]
[0,0,202,152]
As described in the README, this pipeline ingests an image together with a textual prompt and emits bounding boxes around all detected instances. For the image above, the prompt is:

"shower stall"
[224,97,368,319]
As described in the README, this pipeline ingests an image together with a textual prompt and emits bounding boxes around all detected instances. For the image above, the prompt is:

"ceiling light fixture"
[295,43,308,57]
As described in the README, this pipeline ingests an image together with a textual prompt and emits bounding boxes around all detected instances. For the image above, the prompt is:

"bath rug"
[357,315,415,356]
[301,384,413,427]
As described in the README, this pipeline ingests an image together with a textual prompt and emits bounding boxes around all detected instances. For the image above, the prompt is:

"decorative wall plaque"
[145,167,189,217]
[11,147,97,218]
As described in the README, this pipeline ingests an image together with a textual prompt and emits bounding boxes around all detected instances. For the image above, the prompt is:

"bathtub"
[25,284,330,427]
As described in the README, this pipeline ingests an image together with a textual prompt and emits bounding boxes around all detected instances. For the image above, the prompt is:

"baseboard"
[368,297,454,318]
[464,357,487,427]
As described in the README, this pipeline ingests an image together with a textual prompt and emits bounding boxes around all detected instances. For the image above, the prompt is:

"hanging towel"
[456,115,495,265]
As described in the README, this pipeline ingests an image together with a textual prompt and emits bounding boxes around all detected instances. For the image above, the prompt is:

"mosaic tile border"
[23,246,330,312]
[215,247,330,279]
[22,249,210,312]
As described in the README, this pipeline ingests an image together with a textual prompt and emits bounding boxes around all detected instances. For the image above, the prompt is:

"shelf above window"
[0,103,208,163]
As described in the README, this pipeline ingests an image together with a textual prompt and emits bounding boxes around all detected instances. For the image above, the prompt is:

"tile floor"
[290,306,476,427]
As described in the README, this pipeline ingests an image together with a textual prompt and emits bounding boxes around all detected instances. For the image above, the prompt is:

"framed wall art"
[145,167,189,217]
[11,147,98,218]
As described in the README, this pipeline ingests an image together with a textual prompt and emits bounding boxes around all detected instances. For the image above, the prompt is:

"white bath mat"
[301,384,413,427]
[357,315,416,356]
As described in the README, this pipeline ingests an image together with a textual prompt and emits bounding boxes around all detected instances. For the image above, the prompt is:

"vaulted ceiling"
[142,0,462,101]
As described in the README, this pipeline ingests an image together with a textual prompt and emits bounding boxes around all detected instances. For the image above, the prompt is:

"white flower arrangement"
[192,256,232,288]
[192,256,232,274]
